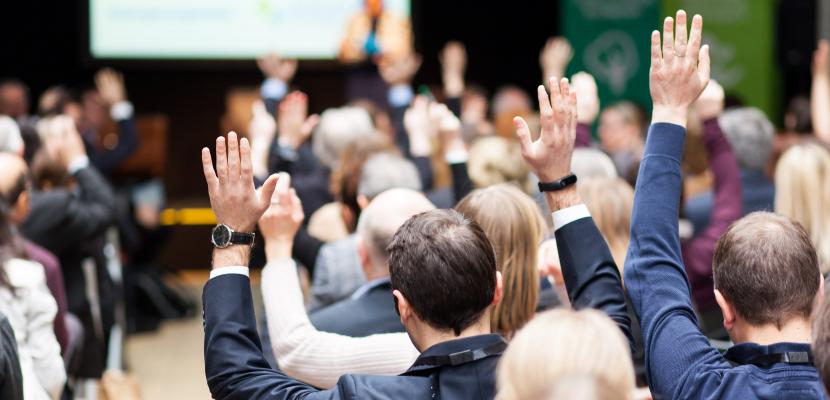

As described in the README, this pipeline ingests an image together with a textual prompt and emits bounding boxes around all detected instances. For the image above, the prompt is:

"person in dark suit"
[200,132,505,399]
[20,115,116,378]
[310,188,434,336]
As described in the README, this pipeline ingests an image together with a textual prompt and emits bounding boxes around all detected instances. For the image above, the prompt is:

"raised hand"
[514,77,578,182]
[431,103,465,156]
[440,41,467,97]
[540,37,573,82]
[814,40,829,76]
[201,132,278,233]
[277,91,320,149]
[248,100,277,179]
[403,96,437,157]
[649,11,710,127]
[95,68,126,105]
[379,53,422,86]
[571,72,600,125]
[257,53,298,82]
[259,173,305,259]
[694,79,724,121]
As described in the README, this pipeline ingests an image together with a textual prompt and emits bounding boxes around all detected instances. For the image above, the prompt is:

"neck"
[413,316,491,352]
[733,317,812,346]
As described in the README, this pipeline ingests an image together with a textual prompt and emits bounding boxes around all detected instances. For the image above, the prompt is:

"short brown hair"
[812,291,830,393]
[387,209,497,335]
[713,212,820,327]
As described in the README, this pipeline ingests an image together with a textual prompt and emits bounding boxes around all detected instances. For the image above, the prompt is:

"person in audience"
[0,79,35,132]
[22,115,116,379]
[0,199,65,400]
[813,290,830,394]
[496,309,634,400]
[598,101,647,182]
[577,177,633,269]
[455,184,546,338]
[467,137,531,193]
[201,132,506,398]
[571,149,618,180]
[775,143,830,274]
[625,11,825,398]
[0,116,24,155]
[0,309,23,400]
[310,188,434,336]
[684,107,776,233]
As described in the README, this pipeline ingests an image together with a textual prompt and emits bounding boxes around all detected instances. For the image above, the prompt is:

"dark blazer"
[21,165,116,378]
[310,279,404,336]
[0,312,23,400]
[203,274,505,400]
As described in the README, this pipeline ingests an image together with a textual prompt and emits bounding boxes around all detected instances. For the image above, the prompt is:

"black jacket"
[203,274,505,399]
[0,312,23,400]
[310,279,404,336]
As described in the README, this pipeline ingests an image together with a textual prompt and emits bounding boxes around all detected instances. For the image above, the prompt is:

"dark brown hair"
[387,209,497,335]
[713,212,820,328]
[812,291,830,393]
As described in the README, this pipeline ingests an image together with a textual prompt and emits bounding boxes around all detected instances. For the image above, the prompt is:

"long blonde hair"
[577,177,634,271]
[455,184,545,338]
[775,143,830,273]
[496,309,635,400]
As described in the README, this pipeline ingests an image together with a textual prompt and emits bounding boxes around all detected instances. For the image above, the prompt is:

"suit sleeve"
[622,123,730,398]
[62,167,116,240]
[203,274,339,400]
[555,217,633,350]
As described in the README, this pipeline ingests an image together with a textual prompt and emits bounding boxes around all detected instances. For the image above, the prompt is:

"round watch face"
[212,225,232,248]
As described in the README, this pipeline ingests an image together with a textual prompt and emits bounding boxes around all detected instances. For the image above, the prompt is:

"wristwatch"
[538,173,578,192]
[211,224,256,248]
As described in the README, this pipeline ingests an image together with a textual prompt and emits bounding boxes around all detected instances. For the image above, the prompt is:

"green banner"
[562,0,661,111]
[661,0,779,119]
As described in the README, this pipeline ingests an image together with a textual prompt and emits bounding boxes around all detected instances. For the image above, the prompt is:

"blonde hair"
[467,137,531,192]
[496,309,635,400]
[455,184,545,338]
[775,143,830,273]
[577,177,634,271]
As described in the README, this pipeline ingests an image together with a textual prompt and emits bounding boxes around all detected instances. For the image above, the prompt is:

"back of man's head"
[388,209,497,336]
[357,188,434,275]
[312,106,375,169]
[0,116,23,155]
[718,107,774,171]
[714,212,820,328]
[357,152,422,201]
[0,153,30,224]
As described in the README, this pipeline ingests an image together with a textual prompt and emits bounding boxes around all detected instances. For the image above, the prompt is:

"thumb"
[258,174,279,211]
[513,117,533,158]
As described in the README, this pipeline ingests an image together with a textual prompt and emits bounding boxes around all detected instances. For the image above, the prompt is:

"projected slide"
[90,0,411,60]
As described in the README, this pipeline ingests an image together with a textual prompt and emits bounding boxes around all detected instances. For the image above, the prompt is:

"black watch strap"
[230,231,256,246]
[538,173,578,192]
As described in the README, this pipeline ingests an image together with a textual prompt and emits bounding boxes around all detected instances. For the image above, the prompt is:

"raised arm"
[514,77,631,346]
[683,81,742,308]
[571,72,600,148]
[257,53,297,118]
[440,41,466,116]
[622,12,729,398]
[812,40,830,143]
[89,68,140,173]
[540,37,573,87]
[258,175,418,389]
[381,53,422,158]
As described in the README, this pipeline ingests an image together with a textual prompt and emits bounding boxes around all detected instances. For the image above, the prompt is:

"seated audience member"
[496,309,634,400]
[684,107,776,233]
[0,79,35,132]
[22,115,116,379]
[0,116,24,155]
[775,143,830,273]
[455,184,547,338]
[308,151,422,310]
[625,11,825,398]
[467,137,531,193]
[0,200,65,400]
[310,188,435,336]
[0,309,23,400]
[0,154,71,355]
[200,133,506,398]
[598,101,647,182]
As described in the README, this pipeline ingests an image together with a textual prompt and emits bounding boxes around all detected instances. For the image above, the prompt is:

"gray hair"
[0,116,22,154]
[718,107,774,171]
[357,152,422,200]
[312,107,375,169]
[571,148,618,179]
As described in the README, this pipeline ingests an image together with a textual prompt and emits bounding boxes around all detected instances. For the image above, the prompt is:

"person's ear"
[356,236,371,274]
[393,289,411,322]
[491,271,503,306]
[12,190,30,223]
[357,195,370,210]
[714,289,735,330]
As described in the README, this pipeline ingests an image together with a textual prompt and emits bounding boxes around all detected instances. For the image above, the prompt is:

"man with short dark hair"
[200,132,505,399]
[625,10,826,398]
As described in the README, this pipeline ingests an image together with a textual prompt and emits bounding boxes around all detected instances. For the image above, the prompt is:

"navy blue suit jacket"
[310,279,405,336]
[203,274,505,399]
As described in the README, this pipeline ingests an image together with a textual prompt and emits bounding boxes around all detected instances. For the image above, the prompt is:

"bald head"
[357,188,435,276]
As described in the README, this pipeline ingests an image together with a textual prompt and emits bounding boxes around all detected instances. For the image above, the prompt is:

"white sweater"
[0,259,66,400]
[261,259,419,389]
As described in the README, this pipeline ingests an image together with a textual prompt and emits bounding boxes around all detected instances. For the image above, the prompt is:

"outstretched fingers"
[698,44,711,86]
[514,116,534,158]
[538,84,554,131]
[651,30,662,69]
[675,10,688,58]
[662,16,675,63]
[201,148,219,196]
[688,14,703,62]
[215,136,227,183]
[258,173,279,212]
[227,132,240,182]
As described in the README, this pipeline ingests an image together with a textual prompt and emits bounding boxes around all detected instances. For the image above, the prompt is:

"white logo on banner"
[583,30,639,95]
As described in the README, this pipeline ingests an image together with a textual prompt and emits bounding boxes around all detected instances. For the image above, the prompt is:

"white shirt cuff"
[445,149,469,164]
[209,266,250,279]
[110,101,134,121]
[552,204,591,231]
[261,78,288,100]
[388,84,414,107]
[67,156,90,175]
